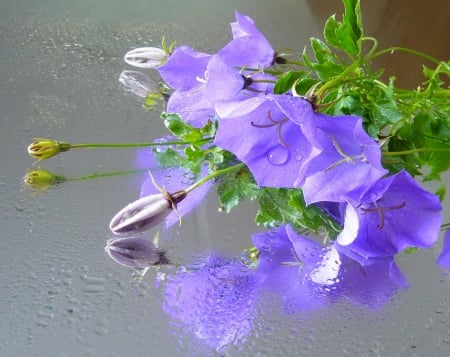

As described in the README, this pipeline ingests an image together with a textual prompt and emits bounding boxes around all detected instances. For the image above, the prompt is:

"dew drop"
[267,146,290,166]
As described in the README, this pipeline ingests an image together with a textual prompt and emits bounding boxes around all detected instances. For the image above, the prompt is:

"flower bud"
[105,237,169,270]
[109,190,186,235]
[124,47,168,69]
[23,169,66,191]
[119,70,160,98]
[27,138,71,160]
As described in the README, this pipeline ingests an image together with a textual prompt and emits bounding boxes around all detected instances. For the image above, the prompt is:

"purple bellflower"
[214,95,320,188]
[298,114,388,205]
[437,228,450,270]
[160,255,260,351]
[337,170,442,265]
[218,11,276,68]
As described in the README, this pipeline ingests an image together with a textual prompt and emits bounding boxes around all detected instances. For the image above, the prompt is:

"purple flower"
[157,46,211,90]
[299,114,388,205]
[437,228,450,270]
[214,95,320,187]
[218,12,275,68]
[337,170,442,265]
[136,145,213,228]
[160,255,260,351]
[105,237,168,270]
[253,225,408,311]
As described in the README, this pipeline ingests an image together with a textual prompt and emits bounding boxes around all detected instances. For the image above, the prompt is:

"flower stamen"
[251,111,291,147]
[360,201,406,229]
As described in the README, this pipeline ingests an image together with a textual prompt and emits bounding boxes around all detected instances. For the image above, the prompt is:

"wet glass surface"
[1,0,449,356]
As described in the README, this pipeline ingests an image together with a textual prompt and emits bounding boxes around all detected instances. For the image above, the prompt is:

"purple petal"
[437,229,450,270]
[157,46,211,90]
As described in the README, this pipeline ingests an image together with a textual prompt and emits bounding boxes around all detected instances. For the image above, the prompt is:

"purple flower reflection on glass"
[214,95,319,188]
[338,170,442,265]
[253,225,407,312]
[160,255,260,351]
[437,228,450,270]
[136,144,212,228]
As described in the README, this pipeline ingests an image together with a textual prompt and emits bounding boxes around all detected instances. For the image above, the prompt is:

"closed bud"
[119,70,160,98]
[105,237,169,270]
[124,47,168,69]
[109,190,186,235]
[23,169,66,191]
[27,138,71,161]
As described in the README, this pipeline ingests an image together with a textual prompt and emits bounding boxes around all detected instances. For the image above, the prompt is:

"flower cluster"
[120,10,444,267]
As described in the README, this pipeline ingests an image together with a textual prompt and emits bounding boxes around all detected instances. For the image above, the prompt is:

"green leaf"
[255,188,341,237]
[217,169,259,213]
[274,71,308,94]
[323,15,340,48]
[162,112,202,141]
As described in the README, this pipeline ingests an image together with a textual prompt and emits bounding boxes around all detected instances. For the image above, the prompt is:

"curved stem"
[370,46,441,65]
[185,163,246,193]
[70,137,213,149]
[383,147,450,156]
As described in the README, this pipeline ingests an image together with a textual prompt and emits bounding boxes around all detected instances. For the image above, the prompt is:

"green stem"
[383,147,450,156]
[185,163,245,193]
[68,168,150,181]
[370,46,441,65]
[70,138,213,149]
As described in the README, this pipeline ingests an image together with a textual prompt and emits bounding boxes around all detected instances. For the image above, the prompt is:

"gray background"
[1,0,449,356]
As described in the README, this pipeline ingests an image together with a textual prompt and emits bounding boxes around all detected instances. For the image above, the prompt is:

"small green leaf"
[217,169,259,213]
[274,71,309,94]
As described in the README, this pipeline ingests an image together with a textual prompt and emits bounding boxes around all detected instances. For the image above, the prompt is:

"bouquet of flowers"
[26,0,449,351]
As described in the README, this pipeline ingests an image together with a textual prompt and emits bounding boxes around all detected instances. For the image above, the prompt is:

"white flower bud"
[109,191,186,235]
[124,47,168,69]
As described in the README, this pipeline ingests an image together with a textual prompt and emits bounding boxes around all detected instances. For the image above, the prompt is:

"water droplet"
[267,146,289,166]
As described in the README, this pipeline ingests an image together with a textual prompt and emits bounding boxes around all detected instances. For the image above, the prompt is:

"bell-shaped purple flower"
[218,12,275,68]
[337,170,442,265]
[157,46,211,90]
[214,95,320,187]
[299,114,388,205]
[437,228,450,270]
[160,255,260,351]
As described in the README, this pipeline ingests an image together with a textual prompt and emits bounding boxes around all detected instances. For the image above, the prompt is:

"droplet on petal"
[266,146,289,166]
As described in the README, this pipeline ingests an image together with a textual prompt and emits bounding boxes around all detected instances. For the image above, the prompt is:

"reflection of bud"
[27,138,71,160]
[119,70,160,98]
[124,47,168,69]
[23,169,66,190]
[105,237,169,270]
[109,191,187,235]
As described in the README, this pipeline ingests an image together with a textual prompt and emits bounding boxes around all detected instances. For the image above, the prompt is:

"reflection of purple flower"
[136,144,212,228]
[214,95,320,188]
[218,11,275,68]
[337,170,442,265]
[160,255,260,351]
[437,229,450,270]
[252,225,407,312]
[300,114,388,205]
